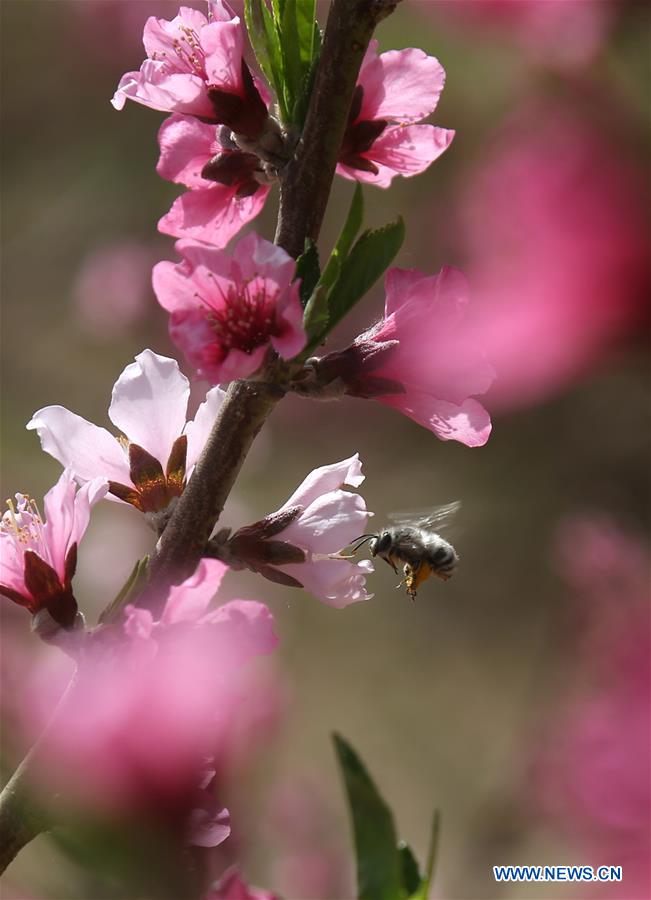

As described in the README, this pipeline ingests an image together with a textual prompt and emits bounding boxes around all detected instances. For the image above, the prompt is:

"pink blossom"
[111,2,270,141]
[420,0,614,70]
[0,471,106,628]
[455,101,650,412]
[311,267,494,446]
[152,40,454,241]
[206,867,279,900]
[23,559,278,832]
[528,520,650,900]
[265,454,374,608]
[152,233,306,383]
[27,350,225,515]
[156,113,271,246]
[336,41,454,188]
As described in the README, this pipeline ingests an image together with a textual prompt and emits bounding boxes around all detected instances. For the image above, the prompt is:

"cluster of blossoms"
[2,1,495,894]
[106,3,491,440]
[112,5,453,247]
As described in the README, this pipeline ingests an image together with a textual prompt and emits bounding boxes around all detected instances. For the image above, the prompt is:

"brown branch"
[144,378,284,610]
[275,0,402,258]
[0,753,51,875]
[0,675,77,875]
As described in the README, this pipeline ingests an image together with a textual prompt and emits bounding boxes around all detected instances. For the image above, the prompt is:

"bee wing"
[387,501,461,531]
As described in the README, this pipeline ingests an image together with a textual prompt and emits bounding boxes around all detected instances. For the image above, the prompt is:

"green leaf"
[296,0,317,65]
[333,733,404,900]
[291,37,321,127]
[320,183,364,292]
[278,0,318,124]
[295,239,321,307]
[279,0,303,118]
[98,555,149,624]
[303,284,329,340]
[244,0,274,85]
[399,843,422,896]
[244,0,287,120]
[315,215,405,346]
[410,810,441,900]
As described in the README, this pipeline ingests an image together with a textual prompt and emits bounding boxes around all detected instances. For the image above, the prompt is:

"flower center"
[1,495,45,553]
[203,280,279,354]
[152,25,207,79]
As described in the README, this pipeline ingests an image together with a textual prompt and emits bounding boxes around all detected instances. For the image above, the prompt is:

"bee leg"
[403,563,419,600]
[382,555,399,575]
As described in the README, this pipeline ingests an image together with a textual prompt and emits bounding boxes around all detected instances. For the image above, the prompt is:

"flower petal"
[208,1,237,23]
[385,265,468,325]
[280,557,374,609]
[184,385,227,471]
[187,803,231,849]
[201,599,278,660]
[279,455,365,512]
[337,125,453,189]
[384,266,428,317]
[382,392,492,447]
[270,282,306,359]
[168,310,226,383]
[201,19,245,91]
[41,471,78,578]
[112,63,213,117]
[158,184,269,247]
[380,267,496,403]
[282,491,369,554]
[368,124,454,178]
[142,8,210,60]
[152,260,195,314]
[157,114,218,189]
[232,232,295,291]
[27,407,131,485]
[216,344,267,382]
[162,558,227,625]
[108,350,190,464]
[68,478,109,555]
[359,47,447,123]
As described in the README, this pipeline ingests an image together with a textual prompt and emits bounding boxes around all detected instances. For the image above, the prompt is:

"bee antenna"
[348,534,376,554]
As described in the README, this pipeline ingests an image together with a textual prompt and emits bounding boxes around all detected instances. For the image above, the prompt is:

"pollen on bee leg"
[403,561,434,599]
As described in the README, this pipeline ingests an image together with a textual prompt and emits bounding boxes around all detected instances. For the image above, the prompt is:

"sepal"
[98,555,150,625]
[208,60,269,140]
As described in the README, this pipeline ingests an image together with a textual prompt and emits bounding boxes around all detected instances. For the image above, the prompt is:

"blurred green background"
[1,1,649,898]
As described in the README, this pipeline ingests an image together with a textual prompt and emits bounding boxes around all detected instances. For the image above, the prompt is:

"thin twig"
[0,752,51,875]
[0,675,77,874]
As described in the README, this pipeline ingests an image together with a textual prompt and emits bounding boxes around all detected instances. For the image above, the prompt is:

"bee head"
[350,532,382,556]
[370,531,392,557]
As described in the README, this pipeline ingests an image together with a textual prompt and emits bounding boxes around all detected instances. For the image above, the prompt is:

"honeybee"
[349,503,460,599]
